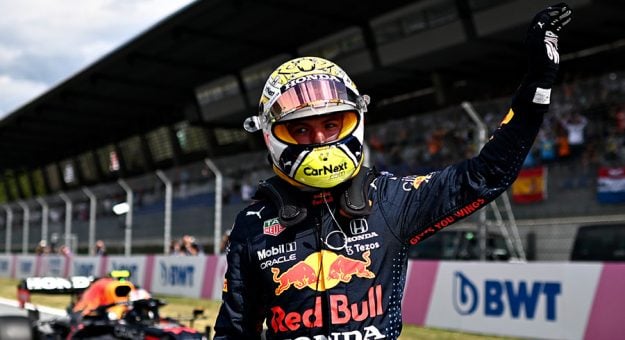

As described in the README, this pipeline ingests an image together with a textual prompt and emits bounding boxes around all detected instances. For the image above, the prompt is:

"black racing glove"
[524,2,573,101]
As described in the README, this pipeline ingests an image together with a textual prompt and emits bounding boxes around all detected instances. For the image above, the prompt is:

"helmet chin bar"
[273,160,363,192]
[270,133,363,190]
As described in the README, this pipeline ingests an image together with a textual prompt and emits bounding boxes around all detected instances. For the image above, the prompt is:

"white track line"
[0,296,66,316]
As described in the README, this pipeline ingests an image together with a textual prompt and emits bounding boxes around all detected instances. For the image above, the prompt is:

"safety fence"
[0,254,623,340]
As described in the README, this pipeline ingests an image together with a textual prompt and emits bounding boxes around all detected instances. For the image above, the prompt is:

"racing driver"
[215,3,572,339]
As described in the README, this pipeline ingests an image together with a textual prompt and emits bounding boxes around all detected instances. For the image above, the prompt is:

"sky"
[0,0,195,120]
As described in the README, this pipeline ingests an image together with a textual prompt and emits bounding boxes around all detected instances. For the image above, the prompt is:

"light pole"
[58,192,73,251]
[204,158,223,254]
[2,205,13,254]
[156,170,173,255]
[17,201,30,254]
[82,187,97,256]
[118,179,134,256]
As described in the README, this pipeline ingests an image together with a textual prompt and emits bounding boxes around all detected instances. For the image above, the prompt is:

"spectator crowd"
[169,234,204,256]
[365,71,625,187]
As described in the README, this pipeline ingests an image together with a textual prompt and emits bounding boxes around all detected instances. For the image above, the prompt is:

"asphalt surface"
[0,296,64,320]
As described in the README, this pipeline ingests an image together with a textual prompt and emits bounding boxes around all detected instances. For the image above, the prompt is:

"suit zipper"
[314,215,331,337]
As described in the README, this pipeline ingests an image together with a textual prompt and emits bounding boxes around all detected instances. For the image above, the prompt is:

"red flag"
[512,166,547,203]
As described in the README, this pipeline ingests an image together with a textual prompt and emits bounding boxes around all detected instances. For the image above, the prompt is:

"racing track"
[0,296,64,320]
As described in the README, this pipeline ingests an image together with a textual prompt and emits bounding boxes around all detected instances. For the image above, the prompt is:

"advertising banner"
[105,255,148,287]
[0,255,13,278]
[3,254,622,340]
[37,255,68,277]
[150,255,207,298]
[70,256,104,277]
[14,255,37,279]
[583,263,625,339]
[200,254,227,300]
[421,262,602,340]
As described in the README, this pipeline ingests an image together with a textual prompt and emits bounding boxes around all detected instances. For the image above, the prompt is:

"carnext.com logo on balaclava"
[452,271,561,321]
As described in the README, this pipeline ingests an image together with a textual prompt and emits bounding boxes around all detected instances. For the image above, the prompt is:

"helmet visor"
[272,110,359,145]
[269,79,360,121]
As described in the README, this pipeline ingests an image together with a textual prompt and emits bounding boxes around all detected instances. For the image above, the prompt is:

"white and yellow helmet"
[244,57,369,190]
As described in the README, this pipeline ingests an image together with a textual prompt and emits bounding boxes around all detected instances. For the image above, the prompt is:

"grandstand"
[1,0,625,260]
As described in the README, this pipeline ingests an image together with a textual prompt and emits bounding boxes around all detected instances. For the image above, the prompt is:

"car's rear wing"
[20,276,94,294]
[17,276,95,308]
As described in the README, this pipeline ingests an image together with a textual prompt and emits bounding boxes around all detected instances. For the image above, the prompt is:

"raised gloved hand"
[524,3,572,103]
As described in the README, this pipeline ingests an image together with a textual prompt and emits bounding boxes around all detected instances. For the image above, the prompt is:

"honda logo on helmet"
[282,74,341,90]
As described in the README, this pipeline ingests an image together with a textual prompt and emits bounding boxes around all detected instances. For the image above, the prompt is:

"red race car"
[2,270,207,339]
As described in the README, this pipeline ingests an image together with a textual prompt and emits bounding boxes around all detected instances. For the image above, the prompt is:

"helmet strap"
[339,166,377,218]
[256,176,307,227]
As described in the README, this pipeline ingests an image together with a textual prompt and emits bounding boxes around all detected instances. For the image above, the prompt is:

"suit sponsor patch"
[263,217,286,236]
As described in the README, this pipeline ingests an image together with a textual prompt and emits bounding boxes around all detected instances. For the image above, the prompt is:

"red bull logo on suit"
[270,284,384,334]
[271,250,374,295]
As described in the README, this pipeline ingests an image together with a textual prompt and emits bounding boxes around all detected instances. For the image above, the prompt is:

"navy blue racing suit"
[214,2,573,335]
[213,78,549,339]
